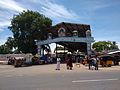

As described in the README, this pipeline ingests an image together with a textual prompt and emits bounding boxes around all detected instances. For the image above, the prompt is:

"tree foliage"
[9,10,52,55]
[0,37,14,54]
[5,37,15,50]
[92,41,119,52]
[0,45,10,54]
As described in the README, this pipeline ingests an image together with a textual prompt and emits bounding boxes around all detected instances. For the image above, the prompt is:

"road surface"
[0,64,120,90]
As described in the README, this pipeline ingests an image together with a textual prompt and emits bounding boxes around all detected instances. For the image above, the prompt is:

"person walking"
[68,58,73,70]
[89,55,96,70]
[95,57,99,70]
[66,55,73,70]
[56,57,61,70]
[66,57,70,70]
[91,56,98,70]
[89,56,93,70]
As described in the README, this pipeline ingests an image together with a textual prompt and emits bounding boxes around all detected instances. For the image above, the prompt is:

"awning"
[108,50,120,54]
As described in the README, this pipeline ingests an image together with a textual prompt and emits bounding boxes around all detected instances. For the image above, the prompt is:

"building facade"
[36,22,94,58]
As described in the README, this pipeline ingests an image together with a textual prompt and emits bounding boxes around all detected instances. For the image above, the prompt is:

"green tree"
[92,41,119,52]
[0,44,11,54]
[9,10,52,55]
[110,41,119,50]
[0,37,15,54]
[5,37,15,50]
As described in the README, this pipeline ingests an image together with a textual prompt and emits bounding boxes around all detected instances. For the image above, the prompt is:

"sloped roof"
[48,22,91,38]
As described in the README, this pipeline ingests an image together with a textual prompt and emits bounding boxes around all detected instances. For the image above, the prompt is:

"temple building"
[36,22,94,60]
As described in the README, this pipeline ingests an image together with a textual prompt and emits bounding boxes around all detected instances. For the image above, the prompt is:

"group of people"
[89,56,99,70]
[56,55,73,70]
[56,55,99,71]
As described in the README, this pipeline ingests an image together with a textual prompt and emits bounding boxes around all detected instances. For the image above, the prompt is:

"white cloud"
[0,38,7,45]
[30,0,79,21]
[0,13,11,32]
[0,0,25,12]
[0,5,25,45]
[0,0,79,45]
[0,0,26,32]
[43,1,78,18]
[0,21,10,27]
[0,0,79,32]
[0,35,12,45]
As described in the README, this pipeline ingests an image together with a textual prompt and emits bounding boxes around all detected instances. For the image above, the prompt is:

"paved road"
[0,64,120,90]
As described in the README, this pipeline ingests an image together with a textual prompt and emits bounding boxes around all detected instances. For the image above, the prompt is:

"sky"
[0,0,120,48]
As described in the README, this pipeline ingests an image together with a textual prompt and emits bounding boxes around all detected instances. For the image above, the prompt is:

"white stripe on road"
[72,78,119,83]
[4,74,24,77]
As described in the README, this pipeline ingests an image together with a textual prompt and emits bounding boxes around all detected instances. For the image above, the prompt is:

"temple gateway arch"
[36,22,94,59]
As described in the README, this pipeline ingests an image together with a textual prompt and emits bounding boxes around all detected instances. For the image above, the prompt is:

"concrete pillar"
[40,46,45,57]
[87,42,91,57]
[64,46,66,61]
[87,42,92,70]
[56,43,58,58]
[37,45,41,57]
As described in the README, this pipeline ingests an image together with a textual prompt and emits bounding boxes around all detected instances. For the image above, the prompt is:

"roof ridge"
[53,22,90,26]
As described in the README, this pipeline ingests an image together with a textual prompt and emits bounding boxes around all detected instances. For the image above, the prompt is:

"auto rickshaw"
[82,58,88,65]
[113,55,120,65]
[32,55,39,65]
[82,55,89,65]
[14,57,26,67]
[99,55,113,67]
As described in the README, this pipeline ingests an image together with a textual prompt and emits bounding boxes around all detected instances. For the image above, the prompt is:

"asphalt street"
[0,64,120,90]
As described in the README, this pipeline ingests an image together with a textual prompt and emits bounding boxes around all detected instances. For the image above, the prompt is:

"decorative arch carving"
[73,30,78,37]
[58,27,66,37]
[48,33,52,39]
[86,30,91,37]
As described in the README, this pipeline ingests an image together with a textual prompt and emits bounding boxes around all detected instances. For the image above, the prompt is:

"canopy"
[108,50,120,54]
